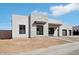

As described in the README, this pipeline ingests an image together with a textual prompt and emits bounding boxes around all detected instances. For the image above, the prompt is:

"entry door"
[37,25,43,35]
[49,28,54,36]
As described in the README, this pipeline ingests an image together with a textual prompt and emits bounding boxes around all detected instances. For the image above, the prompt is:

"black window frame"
[19,25,26,34]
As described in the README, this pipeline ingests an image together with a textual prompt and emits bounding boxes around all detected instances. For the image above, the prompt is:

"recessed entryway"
[36,25,43,35]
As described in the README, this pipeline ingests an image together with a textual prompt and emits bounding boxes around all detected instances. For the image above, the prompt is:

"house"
[73,26,79,35]
[12,13,73,39]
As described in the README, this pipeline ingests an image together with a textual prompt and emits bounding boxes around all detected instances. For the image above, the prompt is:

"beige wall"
[30,13,48,37]
[12,14,73,39]
[59,24,73,36]
[12,14,29,38]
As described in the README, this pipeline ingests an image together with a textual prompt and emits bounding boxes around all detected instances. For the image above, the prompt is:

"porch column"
[58,26,60,37]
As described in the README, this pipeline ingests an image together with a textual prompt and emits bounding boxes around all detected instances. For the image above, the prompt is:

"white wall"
[12,14,29,38]
[30,13,48,37]
[48,19,62,37]
[12,14,73,38]
[54,27,59,36]
[48,19,73,37]
[51,24,73,37]
[59,24,73,36]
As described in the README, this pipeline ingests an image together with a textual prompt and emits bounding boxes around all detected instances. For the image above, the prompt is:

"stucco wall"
[54,27,59,36]
[12,15,29,38]
[30,13,48,37]
[48,19,73,37]
[59,24,73,36]
[50,25,73,37]
[12,14,73,38]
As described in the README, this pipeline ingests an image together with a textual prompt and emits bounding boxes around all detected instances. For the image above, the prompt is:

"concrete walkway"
[14,42,79,55]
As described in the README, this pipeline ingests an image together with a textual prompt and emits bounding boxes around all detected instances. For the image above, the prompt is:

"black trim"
[19,25,26,34]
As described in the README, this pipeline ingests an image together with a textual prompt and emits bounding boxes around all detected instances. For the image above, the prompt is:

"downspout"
[28,16,31,38]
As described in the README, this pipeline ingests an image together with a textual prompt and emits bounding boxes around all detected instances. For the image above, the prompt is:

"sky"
[0,3,79,30]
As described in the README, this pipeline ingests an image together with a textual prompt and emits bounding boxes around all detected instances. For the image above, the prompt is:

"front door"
[37,25,43,35]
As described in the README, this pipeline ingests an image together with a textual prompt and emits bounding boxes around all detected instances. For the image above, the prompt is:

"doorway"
[36,25,43,35]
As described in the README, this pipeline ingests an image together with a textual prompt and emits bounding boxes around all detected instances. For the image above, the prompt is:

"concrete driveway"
[51,36,79,42]
[14,42,79,55]
[10,36,79,55]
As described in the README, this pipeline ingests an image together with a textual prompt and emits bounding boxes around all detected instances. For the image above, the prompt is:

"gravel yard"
[0,37,68,54]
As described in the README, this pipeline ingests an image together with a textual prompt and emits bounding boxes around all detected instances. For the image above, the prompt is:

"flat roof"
[48,23,62,26]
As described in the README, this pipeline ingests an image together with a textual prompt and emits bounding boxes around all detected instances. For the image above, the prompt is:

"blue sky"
[0,3,79,30]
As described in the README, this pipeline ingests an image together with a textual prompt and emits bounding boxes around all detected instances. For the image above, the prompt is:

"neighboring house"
[73,26,79,35]
[12,13,73,39]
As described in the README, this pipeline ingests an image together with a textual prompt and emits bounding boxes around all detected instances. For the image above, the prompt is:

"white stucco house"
[12,13,73,38]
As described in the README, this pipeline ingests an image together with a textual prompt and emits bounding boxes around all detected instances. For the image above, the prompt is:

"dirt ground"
[0,37,69,54]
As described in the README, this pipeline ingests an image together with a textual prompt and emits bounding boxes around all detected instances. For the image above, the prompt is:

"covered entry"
[48,23,62,36]
[33,21,46,36]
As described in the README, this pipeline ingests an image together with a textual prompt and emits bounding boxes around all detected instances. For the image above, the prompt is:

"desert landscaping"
[0,36,79,54]
[0,37,70,54]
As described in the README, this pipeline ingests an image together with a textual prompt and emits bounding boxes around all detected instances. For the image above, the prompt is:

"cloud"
[50,3,79,16]
[32,10,48,15]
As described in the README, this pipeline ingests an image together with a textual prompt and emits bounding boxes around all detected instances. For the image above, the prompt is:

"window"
[69,30,72,36]
[19,25,26,34]
[62,29,67,36]
[37,25,43,35]
[49,28,54,34]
